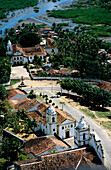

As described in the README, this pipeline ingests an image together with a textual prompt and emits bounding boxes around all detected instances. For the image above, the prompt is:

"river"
[0,0,73,36]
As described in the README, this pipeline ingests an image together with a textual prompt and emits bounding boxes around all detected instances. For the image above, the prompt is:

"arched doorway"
[65,129,70,138]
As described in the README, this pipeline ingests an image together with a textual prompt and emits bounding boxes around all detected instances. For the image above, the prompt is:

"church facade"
[27,104,75,139]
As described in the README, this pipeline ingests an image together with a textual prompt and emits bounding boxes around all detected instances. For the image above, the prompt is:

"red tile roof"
[15,147,106,170]
[24,136,69,156]
[97,81,111,93]
[7,89,25,100]
[14,44,47,57]
[27,110,46,125]
[15,99,40,111]
[27,103,75,125]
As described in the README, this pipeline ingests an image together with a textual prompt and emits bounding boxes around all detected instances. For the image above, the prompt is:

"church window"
[62,126,64,130]
[17,57,19,60]
[71,124,73,128]
[53,128,55,131]
[65,126,67,128]
[83,133,85,140]
[52,117,55,123]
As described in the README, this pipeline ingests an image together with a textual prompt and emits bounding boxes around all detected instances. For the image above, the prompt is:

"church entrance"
[66,131,69,138]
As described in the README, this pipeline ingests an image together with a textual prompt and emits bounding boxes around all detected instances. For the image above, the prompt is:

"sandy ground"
[10,66,59,88]
[15,18,50,28]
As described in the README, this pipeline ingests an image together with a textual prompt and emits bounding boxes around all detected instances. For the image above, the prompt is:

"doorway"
[66,131,70,138]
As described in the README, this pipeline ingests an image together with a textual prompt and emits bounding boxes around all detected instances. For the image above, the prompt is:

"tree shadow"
[60,92,110,112]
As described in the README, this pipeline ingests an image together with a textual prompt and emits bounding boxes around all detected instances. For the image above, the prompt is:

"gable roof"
[27,110,46,125]
[15,98,40,111]
[55,108,75,125]
[7,89,26,100]
[13,44,47,57]
[14,147,106,170]
[24,136,69,156]
[27,103,75,125]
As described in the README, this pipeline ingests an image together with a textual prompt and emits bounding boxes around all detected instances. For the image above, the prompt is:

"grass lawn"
[95,111,111,118]
[10,79,20,86]
[48,7,111,25]
[80,108,95,119]
[102,121,111,131]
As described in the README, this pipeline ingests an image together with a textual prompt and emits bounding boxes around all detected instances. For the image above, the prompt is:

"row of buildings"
[3,88,105,169]
[7,28,58,66]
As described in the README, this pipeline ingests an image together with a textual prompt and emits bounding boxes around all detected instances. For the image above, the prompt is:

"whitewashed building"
[74,116,104,163]
[27,104,75,139]
[7,40,47,66]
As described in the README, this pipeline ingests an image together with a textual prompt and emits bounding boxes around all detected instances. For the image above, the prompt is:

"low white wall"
[2,81,10,86]
[89,131,104,163]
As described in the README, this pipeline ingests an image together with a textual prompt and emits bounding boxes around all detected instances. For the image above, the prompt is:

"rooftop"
[15,98,40,111]
[15,147,106,170]
[97,81,111,93]
[24,136,69,156]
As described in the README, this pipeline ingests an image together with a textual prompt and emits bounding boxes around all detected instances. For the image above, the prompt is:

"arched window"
[83,133,85,140]
[52,117,55,123]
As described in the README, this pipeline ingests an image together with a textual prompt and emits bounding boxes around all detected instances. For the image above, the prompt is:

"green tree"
[34,54,43,68]
[2,137,23,162]
[19,32,40,47]
[0,85,8,100]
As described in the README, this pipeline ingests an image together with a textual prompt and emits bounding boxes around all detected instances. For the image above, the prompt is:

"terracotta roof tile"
[97,81,111,93]
[39,27,52,32]
[24,137,57,156]
[15,44,47,57]
[15,147,106,170]
[27,110,46,125]
[24,136,69,156]
[7,89,25,100]
[15,99,40,111]
[55,108,75,124]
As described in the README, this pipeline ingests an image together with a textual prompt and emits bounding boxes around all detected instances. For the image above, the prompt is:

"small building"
[45,38,58,55]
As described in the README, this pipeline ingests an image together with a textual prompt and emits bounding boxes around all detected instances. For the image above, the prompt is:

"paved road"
[24,86,111,169]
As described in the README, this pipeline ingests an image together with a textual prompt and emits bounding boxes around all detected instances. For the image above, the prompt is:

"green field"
[0,0,37,19]
[81,25,111,37]
[48,7,111,25]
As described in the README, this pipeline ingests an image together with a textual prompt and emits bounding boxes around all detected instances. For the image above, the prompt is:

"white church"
[27,104,75,139]
[27,103,104,163]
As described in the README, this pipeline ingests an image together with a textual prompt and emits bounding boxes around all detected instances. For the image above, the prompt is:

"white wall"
[89,132,104,163]
[75,128,90,146]
[59,121,75,139]
[45,48,58,55]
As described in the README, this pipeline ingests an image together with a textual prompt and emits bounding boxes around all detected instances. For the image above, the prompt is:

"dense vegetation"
[19,32,41,47]
[0,0,38,19]
[0,38,11,84]
[58,79,111,108]
[48,8,111,25]
[48,0,111,36]
[50,24,111,80]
